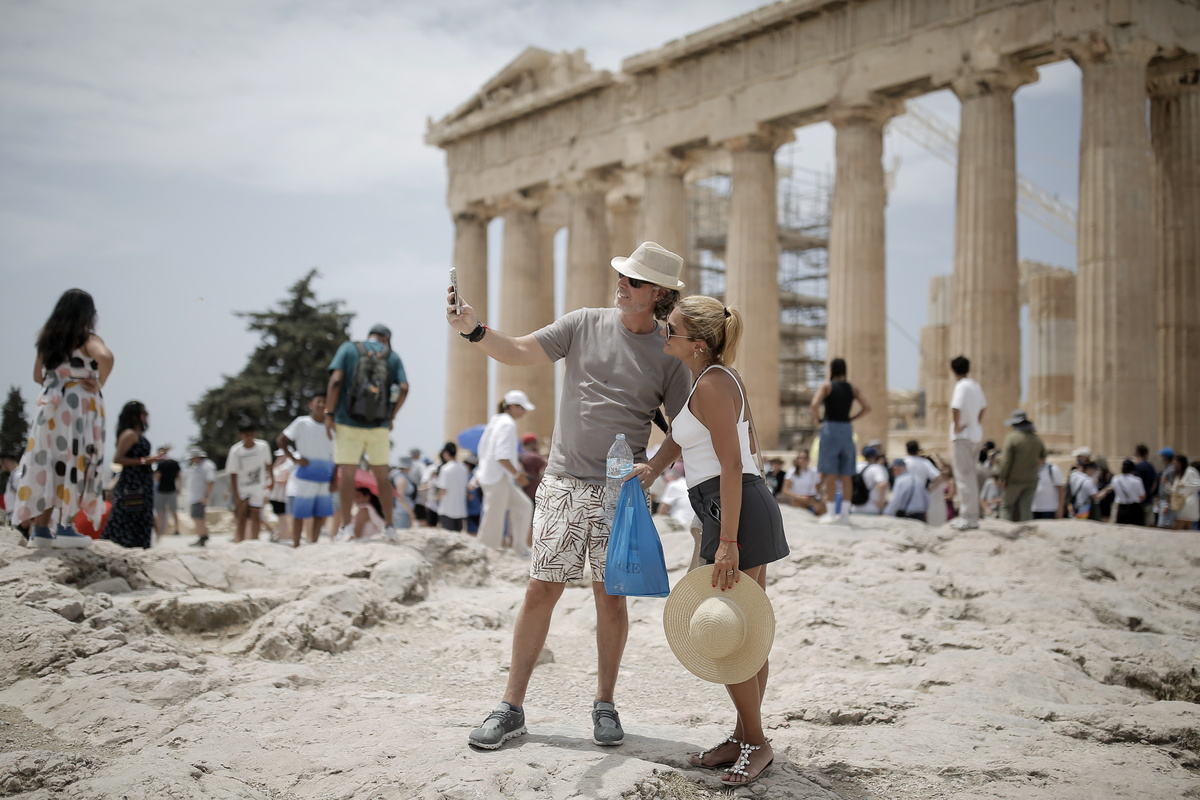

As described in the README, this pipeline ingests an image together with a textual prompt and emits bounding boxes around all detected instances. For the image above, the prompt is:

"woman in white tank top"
[653,295,787,787]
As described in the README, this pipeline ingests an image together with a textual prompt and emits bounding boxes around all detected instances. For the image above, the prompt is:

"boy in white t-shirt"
[852,446,890,515]
[779,449,825,516]
[277,395,336,546]
[227,422,274,543]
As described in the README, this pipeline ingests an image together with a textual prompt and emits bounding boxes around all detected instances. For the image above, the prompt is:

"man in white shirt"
[852,446,889,515]
[277,394,336,546]
[903,440,943,488]
[183,448,217,547]
[227,422,274,543]
[949,356,987,530]
[778,450,825,516]
[436,442,470,532]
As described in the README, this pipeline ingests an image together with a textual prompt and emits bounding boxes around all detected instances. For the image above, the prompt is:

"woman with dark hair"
[13,289,113,548]
[1169,454,1200,531]
[104,400,169,548]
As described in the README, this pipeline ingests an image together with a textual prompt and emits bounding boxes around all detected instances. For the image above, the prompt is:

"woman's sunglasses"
[665,322,700,341]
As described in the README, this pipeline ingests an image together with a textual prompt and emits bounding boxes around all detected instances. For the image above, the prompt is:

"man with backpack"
[325,323,408,542]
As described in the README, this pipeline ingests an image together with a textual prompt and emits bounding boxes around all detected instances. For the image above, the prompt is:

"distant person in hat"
[995,410,1046,522]
[325,323,408,543]
[652,295,788,786]
[183,447,217,546]
[475,394,534,549]
[811,356,871,523]
[949,355,988,530]
[447,241,691,752]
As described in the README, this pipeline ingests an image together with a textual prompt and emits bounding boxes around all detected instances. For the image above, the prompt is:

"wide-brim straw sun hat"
[611,241,686,289]
[663,567,776,684]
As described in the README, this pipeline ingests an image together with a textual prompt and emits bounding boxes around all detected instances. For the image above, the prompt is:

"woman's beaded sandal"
[719,740,774,786]
[687,735,740,769]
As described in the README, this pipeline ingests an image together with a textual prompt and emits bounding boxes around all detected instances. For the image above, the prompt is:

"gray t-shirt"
[534,307,692,484]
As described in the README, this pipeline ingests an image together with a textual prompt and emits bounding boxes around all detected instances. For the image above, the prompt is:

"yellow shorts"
[333,423,390,466]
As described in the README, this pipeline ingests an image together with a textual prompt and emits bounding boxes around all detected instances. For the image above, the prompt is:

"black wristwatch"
[460,323,487,343]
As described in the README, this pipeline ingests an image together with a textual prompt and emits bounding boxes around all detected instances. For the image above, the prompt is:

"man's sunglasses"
[625,276,655,289]
[665,322,700,341]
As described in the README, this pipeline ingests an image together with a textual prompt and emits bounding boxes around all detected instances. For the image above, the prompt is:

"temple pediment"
[427,47,608,143]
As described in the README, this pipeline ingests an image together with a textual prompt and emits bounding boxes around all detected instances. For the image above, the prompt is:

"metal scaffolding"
[687,142,831,449]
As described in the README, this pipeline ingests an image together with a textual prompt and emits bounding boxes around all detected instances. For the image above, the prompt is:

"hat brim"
[663,567,775,684]
[1004,417,1026,426]
[611,257,686,290]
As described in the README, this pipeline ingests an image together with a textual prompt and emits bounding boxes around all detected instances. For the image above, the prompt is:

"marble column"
[724,128,791,449]
[827,101,899,448]
[497,199,556,441]
[1072,35,1158,457]
[565,174,614,312]
[950,65,1035,445]
[1026,270,1076,435]
[445,209,490,439]
[1150,55,1200,456]
[641,155,693,287]
[607,190,641,269]
[919,275,953,442]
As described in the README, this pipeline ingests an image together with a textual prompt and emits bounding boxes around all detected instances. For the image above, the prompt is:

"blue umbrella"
[457,423,487,455]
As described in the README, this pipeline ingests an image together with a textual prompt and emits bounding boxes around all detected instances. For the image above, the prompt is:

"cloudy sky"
[0,0,1079,459]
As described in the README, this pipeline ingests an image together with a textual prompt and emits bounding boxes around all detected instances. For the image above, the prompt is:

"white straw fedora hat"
[611,241,686,289]
[663,567,775,684]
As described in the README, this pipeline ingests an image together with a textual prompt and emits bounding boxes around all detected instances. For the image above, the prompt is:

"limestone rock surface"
[0,514,1195,799]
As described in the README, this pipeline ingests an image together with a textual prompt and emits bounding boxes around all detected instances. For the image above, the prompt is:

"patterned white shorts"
[530,474,609,583]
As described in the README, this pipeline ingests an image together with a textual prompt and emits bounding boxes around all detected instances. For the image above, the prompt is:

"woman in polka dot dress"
[13,289,113,548]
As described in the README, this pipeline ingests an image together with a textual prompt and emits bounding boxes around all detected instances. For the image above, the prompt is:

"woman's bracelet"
[719,537,741,549]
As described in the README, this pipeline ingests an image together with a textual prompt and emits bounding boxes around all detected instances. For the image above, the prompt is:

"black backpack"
[346,342,391,425]
[850,468,871,506]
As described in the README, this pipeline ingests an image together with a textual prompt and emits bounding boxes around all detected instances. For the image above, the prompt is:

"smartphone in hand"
[450,267,461,315]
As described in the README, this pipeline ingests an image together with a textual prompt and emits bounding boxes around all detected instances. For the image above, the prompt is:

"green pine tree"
[191,270,353,468]
[0,386,29,457]
[0,386,29,495]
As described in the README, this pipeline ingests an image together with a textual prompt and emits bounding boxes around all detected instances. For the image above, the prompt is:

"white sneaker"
[837,509,851,524]
[950,518,979,531]
[817,512,837,524]
[382,526,399,544]
[333,524,355,543]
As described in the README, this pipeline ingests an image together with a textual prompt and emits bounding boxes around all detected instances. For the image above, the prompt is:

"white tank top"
[672,365,758,487]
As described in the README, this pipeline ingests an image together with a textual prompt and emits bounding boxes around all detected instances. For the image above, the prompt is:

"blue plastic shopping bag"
[604,478,670,598]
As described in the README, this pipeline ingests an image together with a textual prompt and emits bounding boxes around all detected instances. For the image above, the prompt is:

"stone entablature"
[427,0,1200,213]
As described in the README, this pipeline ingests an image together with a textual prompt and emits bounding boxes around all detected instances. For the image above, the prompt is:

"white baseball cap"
[503,389,536,411]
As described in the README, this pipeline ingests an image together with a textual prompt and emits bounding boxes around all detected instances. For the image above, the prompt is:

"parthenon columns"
[444,209,490,440]
[919,275,953,440]
[497,198,556,438]
[950,64,1035,445]
[607,189,640,268]
[827,101,898,447]
[1151,55,1200,456]
[1026,269,1076,434]
[641,156,692,285]
[724,128,791,448]
[565,173,614,312]
[1073,34,1158,457]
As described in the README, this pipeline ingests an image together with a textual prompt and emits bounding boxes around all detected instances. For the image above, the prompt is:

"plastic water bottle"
[604,434,634,525]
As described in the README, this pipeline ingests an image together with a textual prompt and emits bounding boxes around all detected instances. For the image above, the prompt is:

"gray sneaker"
[468,702,526,750]
[592,701,624,746]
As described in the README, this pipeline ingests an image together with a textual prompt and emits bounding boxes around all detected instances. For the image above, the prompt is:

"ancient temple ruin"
[427,0,1199,459]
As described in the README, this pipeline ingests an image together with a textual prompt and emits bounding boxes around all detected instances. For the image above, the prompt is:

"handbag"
[604,479,670,598]
[1169,491,1186,512]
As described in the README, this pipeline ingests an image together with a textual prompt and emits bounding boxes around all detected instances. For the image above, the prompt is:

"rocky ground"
[0,509,1197,799]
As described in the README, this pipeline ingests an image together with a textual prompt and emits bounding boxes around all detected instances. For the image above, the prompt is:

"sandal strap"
[697,735,739,758]
[727,741,763,776]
